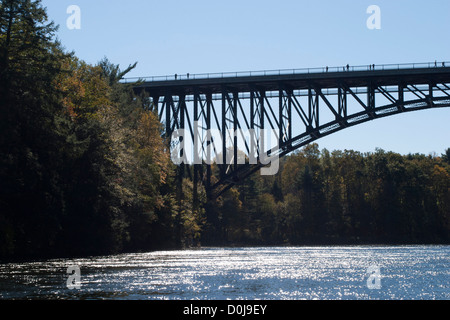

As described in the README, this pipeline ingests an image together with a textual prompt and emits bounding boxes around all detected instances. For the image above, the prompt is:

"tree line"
[205,145,450,246]
[0,0,448,262]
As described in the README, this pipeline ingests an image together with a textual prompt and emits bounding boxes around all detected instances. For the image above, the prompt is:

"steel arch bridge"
[131,62,450,199]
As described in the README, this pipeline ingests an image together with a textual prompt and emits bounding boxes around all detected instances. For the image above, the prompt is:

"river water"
[0,246,448,300]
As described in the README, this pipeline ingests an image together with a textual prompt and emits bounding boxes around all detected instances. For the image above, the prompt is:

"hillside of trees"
[205,145,450,246]
[0,0,183,260]
[0,0,449,262]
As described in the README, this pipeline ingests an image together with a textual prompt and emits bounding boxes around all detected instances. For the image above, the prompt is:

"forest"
[0,0,449,262]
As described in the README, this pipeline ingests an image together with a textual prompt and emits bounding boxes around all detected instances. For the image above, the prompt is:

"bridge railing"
[121,61,450,83]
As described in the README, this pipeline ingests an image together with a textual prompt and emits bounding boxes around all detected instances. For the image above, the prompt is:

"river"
[0,246,448,300]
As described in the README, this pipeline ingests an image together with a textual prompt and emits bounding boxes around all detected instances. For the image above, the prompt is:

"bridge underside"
[133,66,450,199]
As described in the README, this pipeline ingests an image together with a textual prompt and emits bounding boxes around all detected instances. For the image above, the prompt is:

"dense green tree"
[0,0,72,258]
[442,148,450,164]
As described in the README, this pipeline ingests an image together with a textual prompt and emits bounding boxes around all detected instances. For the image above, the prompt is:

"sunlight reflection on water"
[0,246,448,300]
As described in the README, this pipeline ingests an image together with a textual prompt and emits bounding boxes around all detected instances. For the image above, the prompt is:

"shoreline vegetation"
[1,1,449,263]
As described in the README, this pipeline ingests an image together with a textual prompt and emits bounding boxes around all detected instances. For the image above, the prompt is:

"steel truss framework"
[134,66,450,199]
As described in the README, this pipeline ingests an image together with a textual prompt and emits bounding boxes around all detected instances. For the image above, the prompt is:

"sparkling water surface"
[0,246,448,300]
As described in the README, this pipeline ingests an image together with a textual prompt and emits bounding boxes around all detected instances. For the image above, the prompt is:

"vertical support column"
[279,88,292,149]
[198,94,204,200]
[308,87,319,133]
[178,94,186,184]
[260,90,265,131]
[250,91,255,130]
[398,83,405,112]
[288,90,292,147]
[175,95,187,225]
[338,86,347,118]
[260,90,265,163]
[250,90,258,165]
[308,87,312,132]
[221,89,227,177]
[233,91,238,173]
[193,91,200,165]
[279,90,284,148]
[165,95,172,138]
[368,82,375,118]
[429,82,434,107]
[193,91,199,210]
[220,88,239,178]
[206,92,212,199]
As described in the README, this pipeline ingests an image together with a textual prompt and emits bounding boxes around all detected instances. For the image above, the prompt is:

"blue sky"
[41,0,450,155]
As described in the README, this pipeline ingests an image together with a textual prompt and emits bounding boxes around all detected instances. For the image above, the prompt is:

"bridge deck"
[131,63,450,97]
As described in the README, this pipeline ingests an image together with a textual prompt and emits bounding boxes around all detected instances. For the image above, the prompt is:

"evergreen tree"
[0,0,71,258]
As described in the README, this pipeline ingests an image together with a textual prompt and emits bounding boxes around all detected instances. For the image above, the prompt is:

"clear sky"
[41,0,450,155]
